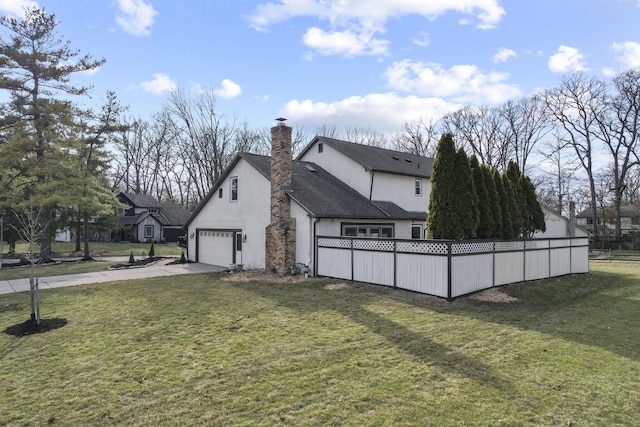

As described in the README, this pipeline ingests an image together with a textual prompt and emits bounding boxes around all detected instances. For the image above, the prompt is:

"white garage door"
[198,230,234,266]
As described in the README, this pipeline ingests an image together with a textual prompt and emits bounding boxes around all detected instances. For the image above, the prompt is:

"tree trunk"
[83,211,91,260]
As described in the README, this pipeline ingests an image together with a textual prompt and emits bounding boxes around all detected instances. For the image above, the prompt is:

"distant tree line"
[427,134,545,240]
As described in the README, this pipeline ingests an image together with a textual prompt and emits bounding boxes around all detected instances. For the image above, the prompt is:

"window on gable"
[145,225,154,238]
[230,177,238,202]
[148,208,158,214]
[415,178,422,196]
[218,188,223,198]
[318,142,323,153]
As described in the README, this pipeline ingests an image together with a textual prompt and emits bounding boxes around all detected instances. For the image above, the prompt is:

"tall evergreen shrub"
[469,155,492,238]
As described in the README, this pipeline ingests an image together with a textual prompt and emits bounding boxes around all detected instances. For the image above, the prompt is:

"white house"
[186,121,578,275]
[185,122,429,273]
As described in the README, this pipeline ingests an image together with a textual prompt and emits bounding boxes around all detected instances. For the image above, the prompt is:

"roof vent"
[405,159,412,163]
[392,156,400,160]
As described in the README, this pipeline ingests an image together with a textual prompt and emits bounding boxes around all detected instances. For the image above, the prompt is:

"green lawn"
[2,241,184,257]
[1,261,638,426]
[0,260,120,281]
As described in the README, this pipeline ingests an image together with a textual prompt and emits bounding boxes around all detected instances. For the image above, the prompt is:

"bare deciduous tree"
[392,118,440,157]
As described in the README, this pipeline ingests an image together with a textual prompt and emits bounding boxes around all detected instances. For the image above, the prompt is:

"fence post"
[523,239,527,282]
[447,242,452,300]
[492,240,496,287]
[350,237,354,282]
[393,240,397,288]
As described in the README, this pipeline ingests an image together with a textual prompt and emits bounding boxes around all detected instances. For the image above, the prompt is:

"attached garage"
[197,229,239,267]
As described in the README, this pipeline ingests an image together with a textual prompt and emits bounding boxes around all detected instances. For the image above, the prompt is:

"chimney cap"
[275,117,287,125]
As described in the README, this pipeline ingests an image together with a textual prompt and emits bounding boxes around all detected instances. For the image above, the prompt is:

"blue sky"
[4,0,640,134]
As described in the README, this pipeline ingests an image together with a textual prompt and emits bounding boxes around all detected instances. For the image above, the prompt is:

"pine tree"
[469,155,492,238]
[456,148,478,239]
[505,161,525,237]
[427,134,458,238]
[494,169,513,239]
[0,7,106,260]
[521,175,547,237]
[482,165,500,238]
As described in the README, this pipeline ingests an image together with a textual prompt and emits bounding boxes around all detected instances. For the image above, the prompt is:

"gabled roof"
[298,136,434,179]
[118,192,162,209]
[158,203,191,226]
[186,152,426,226]
[576,205,640,218]
[242,153,426,220]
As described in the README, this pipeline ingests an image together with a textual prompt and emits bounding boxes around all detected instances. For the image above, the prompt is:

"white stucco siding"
[300,142,372,198]
[187,159,271,269]
[534,210,589,239]
[315,218,419,239]
[291,203,313,268]
[370,172,431,213]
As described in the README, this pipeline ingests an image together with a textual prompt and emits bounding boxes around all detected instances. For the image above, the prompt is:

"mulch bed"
[109,257,165,270]
[4,318,68,337]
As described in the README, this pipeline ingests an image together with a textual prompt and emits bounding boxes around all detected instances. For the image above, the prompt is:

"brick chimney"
[265,118,296,274]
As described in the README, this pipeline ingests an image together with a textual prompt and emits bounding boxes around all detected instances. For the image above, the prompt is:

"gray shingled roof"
[299,136,434,179]
[241,153,426,220]
[118,192,162,208]
[159,203,191,226]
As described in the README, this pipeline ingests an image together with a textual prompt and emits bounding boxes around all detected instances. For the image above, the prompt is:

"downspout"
[311,217,320,277]
[369,171,375,200]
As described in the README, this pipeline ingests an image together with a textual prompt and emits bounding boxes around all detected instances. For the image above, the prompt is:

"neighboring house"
[576,205,640,236]
[117,192,190,243]
[185,122,429,273]
[534,205,589,239]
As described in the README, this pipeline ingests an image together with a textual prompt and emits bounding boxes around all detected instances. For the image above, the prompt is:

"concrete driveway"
[0,259,224,295]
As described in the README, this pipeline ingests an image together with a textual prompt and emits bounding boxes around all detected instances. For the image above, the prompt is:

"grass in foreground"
[0,260,120,281]
[1,261,638,426]
[2,241,184,257]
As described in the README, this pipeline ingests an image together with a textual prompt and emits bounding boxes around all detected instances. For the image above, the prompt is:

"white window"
[342,224,394,238]
[218,188,223,198]
[415,178,422,196]
[148,208,158,214]
[230,177,238,202]
[318,142,323,153]
[145,225,154,238]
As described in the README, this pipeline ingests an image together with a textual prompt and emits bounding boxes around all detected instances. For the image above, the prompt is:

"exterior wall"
[299,141,372,198]
[370,172,431,213]
[187,159,271,269]
[316,217,421,240]
[292,203,313,267]
[136,216,162,243]
[535,211,589,239]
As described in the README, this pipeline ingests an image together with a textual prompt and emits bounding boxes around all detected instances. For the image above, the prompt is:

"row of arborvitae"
[427,134,546,240]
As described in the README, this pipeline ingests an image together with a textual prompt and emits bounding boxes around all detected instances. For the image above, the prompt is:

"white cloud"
[548,45,587,73]
[281,92,460,134]
[140,73,177,94]
[115,0,158,36]
[80,66,101,76]
[602,67,617,78]
[0,0,39,16]
[411,31,430,47]
[249,0,505,56]
[213,79,242,99]
[612,41,640,69]
[493,47,517,64]
[384,60,521,105]
[302,26,389,56]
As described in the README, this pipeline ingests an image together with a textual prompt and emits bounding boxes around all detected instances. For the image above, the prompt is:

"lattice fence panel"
[353,239,394,251]
[451,241,494,254]
[318,237,352,249]
[494,241,524,251]
[396,241,449,254]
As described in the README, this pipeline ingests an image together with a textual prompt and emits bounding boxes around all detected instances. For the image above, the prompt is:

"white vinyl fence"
[316,236,589,299]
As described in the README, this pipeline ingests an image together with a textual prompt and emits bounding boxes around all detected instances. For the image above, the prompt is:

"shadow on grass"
[240,280,513,391]
[4,318,68,337]
[384,268,640,362]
